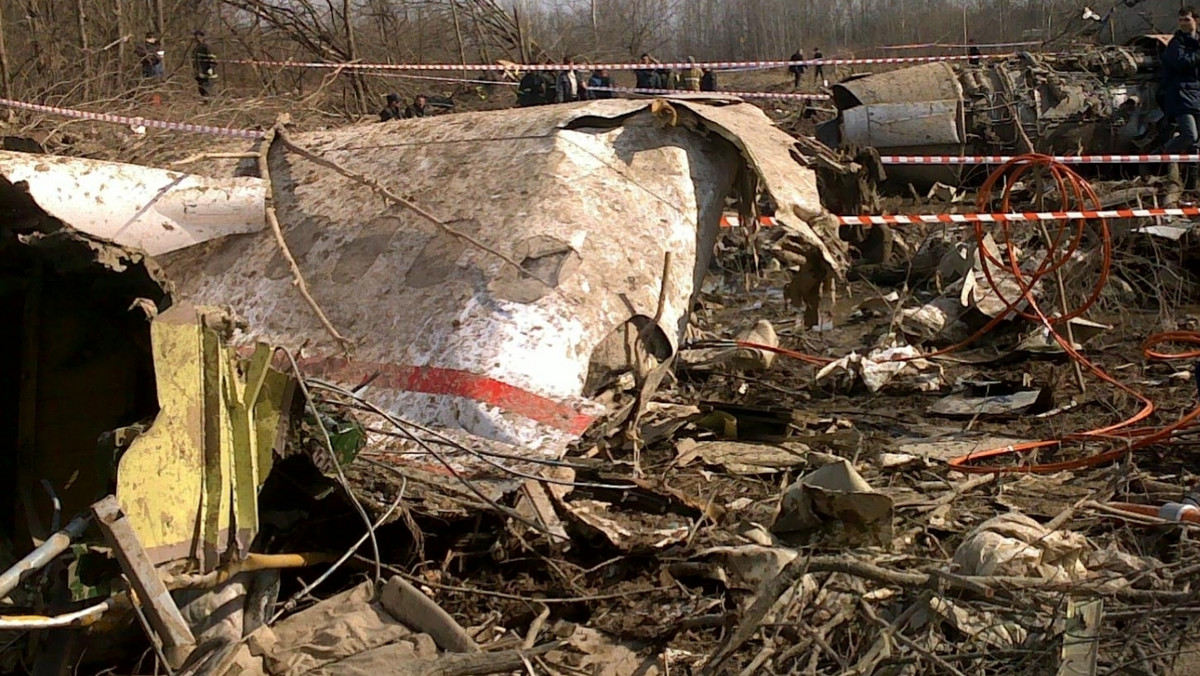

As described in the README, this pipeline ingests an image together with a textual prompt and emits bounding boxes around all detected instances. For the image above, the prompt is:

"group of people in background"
[788,47,824,87]
[632,53,717,93]
[134,29,218,97]
[515,52,716,108]
[379,93,431,121]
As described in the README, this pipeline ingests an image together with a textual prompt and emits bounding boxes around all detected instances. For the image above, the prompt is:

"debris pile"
[3,99,1200,676]
[820,39,1170,185]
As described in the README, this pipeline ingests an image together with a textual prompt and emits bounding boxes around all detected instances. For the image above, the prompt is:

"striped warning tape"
[370,71,520,87]
[0,96,265,139]
[880,40,1041,50]
[839,207,1200,225]
[880,154,1200,165]
[11,94,1188,230]
[723,209,1200,228]
[590,85,830,100]
[223,53,1008,72]
[721,215,777,228]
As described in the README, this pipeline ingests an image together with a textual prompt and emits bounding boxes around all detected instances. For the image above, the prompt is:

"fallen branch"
[171,151,261,167]
[259,119,354,352]
[420,641,563,676]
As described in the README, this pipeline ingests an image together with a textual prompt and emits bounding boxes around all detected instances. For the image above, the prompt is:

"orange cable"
[730,154,1200,473]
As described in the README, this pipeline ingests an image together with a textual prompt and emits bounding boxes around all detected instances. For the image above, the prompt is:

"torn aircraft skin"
[818,38,1171,184]
[156,99,845,472]
[0,151,265,256]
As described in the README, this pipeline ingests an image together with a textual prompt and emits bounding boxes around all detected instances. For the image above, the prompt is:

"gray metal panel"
[843,99,963,148]
[830,62,961,108]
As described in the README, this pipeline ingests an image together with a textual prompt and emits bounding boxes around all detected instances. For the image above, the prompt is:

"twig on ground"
[737,645,775,676]
[523,604,550,650]
[363,557,673,604]
[701,551,1199,675]
[170,151,260,166]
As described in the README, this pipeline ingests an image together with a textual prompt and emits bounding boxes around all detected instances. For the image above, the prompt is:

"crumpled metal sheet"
[0,151,265,256]
[159,100,841,465]
[673,100,845,273]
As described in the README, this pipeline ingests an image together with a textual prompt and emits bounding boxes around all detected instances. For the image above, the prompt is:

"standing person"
[404,94,430,118]
[135,32,165,79]
[556,57,581,103]
[191,30,217,97]
[967,38,982,66]
[541,58,558,104]
[517,68,547,106]
[588,69,613,99]
[701,67,717,92]
[683,56,703,91]
[379,93,404,121]
[788,48,806,88]
[634,53,659,90]
[811,47,825,85]
[1162,6,1200,188]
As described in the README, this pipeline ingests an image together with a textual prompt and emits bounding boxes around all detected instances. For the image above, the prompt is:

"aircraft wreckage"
[0,99,844,668]
[817,36,1173,183]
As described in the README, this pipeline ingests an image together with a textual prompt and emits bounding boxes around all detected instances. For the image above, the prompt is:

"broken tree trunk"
[75,0,91,100]
[451,0,469,81]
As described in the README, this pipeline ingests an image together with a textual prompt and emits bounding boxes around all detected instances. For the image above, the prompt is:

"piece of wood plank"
[92,495,195,667]
[1058,598,1103,676]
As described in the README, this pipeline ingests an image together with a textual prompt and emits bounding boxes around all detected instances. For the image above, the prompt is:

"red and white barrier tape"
[720,215,776,228]
[880,154,1200,165]
[724,209,1200,228]
[223,53,1008,72]
[590,85,830,100]
[838,207,1200,225]
[880,40,1041,50]
[370,71,519,87]
[0,96,265,139]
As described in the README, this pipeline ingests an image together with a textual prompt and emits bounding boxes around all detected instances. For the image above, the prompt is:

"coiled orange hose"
[734,154,1200,474]
[943,155,1199,472]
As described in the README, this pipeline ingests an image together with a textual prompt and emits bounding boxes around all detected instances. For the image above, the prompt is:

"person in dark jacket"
[789,49,806,87]
[539,58,558,104]
[1163,6,1200,164]
[701,67,717,92]
[588,69,612,99]
[635,52,664,90]
[517,69,547,106]
[556,57,585,103]
[379,93,404,121]
[811,47,825,84]
[135,32,165,79]
[967,38,982,66]
[191,30,217,97]
[404,94,430,118]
